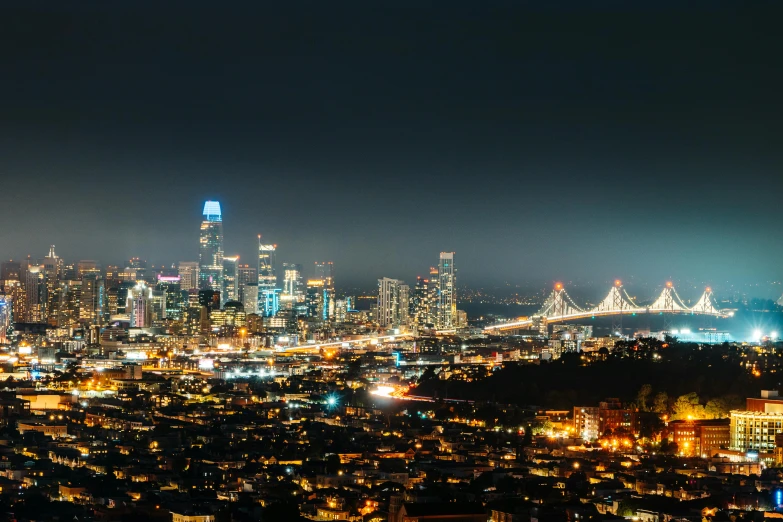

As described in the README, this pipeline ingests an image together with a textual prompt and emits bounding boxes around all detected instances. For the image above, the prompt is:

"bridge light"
[555,282,563,290]
[705,287,711,293]
[615,280,622,287]
[666,282,673,288]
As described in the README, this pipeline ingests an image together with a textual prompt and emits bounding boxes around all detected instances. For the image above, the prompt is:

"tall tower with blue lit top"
[199,201,224,294]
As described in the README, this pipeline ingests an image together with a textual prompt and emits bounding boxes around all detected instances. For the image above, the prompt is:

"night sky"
[2,2,782,294]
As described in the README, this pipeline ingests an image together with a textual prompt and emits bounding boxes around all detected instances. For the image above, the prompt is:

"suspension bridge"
[483,281,732,333]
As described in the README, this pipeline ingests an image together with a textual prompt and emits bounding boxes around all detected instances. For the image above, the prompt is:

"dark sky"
[2,2,782,294]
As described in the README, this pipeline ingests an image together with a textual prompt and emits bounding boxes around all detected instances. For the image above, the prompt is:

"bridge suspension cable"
[484,281,731,333]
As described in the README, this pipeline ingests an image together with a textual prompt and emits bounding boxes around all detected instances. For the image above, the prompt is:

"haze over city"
[2,3,783,291]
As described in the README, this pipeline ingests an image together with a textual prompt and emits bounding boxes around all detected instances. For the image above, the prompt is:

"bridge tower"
[611,280,624,336]
[550,283,568,317]
[662,282,674,332]
[694,287,716,335]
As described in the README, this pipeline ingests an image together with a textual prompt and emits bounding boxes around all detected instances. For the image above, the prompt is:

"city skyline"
[1,196,782,300]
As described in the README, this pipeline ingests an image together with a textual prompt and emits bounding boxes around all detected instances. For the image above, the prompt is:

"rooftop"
[202,200,222,222]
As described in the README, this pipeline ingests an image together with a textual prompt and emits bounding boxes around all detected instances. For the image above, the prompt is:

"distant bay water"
[460,302,783,343]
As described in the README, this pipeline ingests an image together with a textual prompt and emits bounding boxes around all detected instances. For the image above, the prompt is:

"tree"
[522,426,533,446]
[637,384,652,411]
[653,392,669,415]
[263,501,303,521]
[672,392,707,420]
[705,397,729,419]
[325,454,341,475]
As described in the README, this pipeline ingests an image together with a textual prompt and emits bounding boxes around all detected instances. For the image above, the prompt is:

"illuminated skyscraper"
[413,274,438,328]
[80,274,105,325]
[437,252,456,329]
[377,278,409,328]
[314,261,335,320]
[257,239,278,317]
[23,260,44,323]
[198,201,224,292]
[127,282,152,327]
[178,261,199,291]
[237,264,257,304]
[77,260,100,279]
[157,275,184,320]
[0,294,9,344]
[281,263,304,309]
[222,256,239,305]
[306,279,326,319]
[242,282,259,314]
[42,245,64,326]
[1,261,25,325]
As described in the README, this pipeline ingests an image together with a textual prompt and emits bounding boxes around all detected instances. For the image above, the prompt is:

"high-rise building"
[437,252,456,329]
[313,261,335,320]
[150,289,167,323]
[127,282,152,327]
[198,289,221,312]
[377,278,409,328]
[56,279,82,328]
[1,261,22,282]
[80,274,105,325]
[241,282,259,315]
[0,294,10,344]
[281,263,304,309]
[198,201,224,292]
[1,261,25,325]
[77,260,101,279]
[306,279,326,320]
[222,256,239,305]
[261,289,281,318]
[257,239,278,317]
[314,261,334,288]
[157,275,184,320]
[42,245,64,326]
[21,258,43,323]
[237,264,257,303]
[399,284,410,325]
[412,275,438,328]
[178,261,200,291]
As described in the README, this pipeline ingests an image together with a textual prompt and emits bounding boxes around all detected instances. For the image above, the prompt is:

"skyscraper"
[281,263,304,309]
[241,282,259,315]
[437,252,456,329]
[42,245,64,326]
[314,261,335,320]
[0,294,10,344]
[198,200,224,292]
[127,282,152,327]
[178,261,200,291]
[157,275,184,320]
[257,239,278,317]
[23,259,44,323]
[377,277,409,328]
[237,264,257,304]
[80,274,105,325]
[412,274,438,328]
[306,279,326,320]
[222,256,239,305]
[1,261,25,325]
